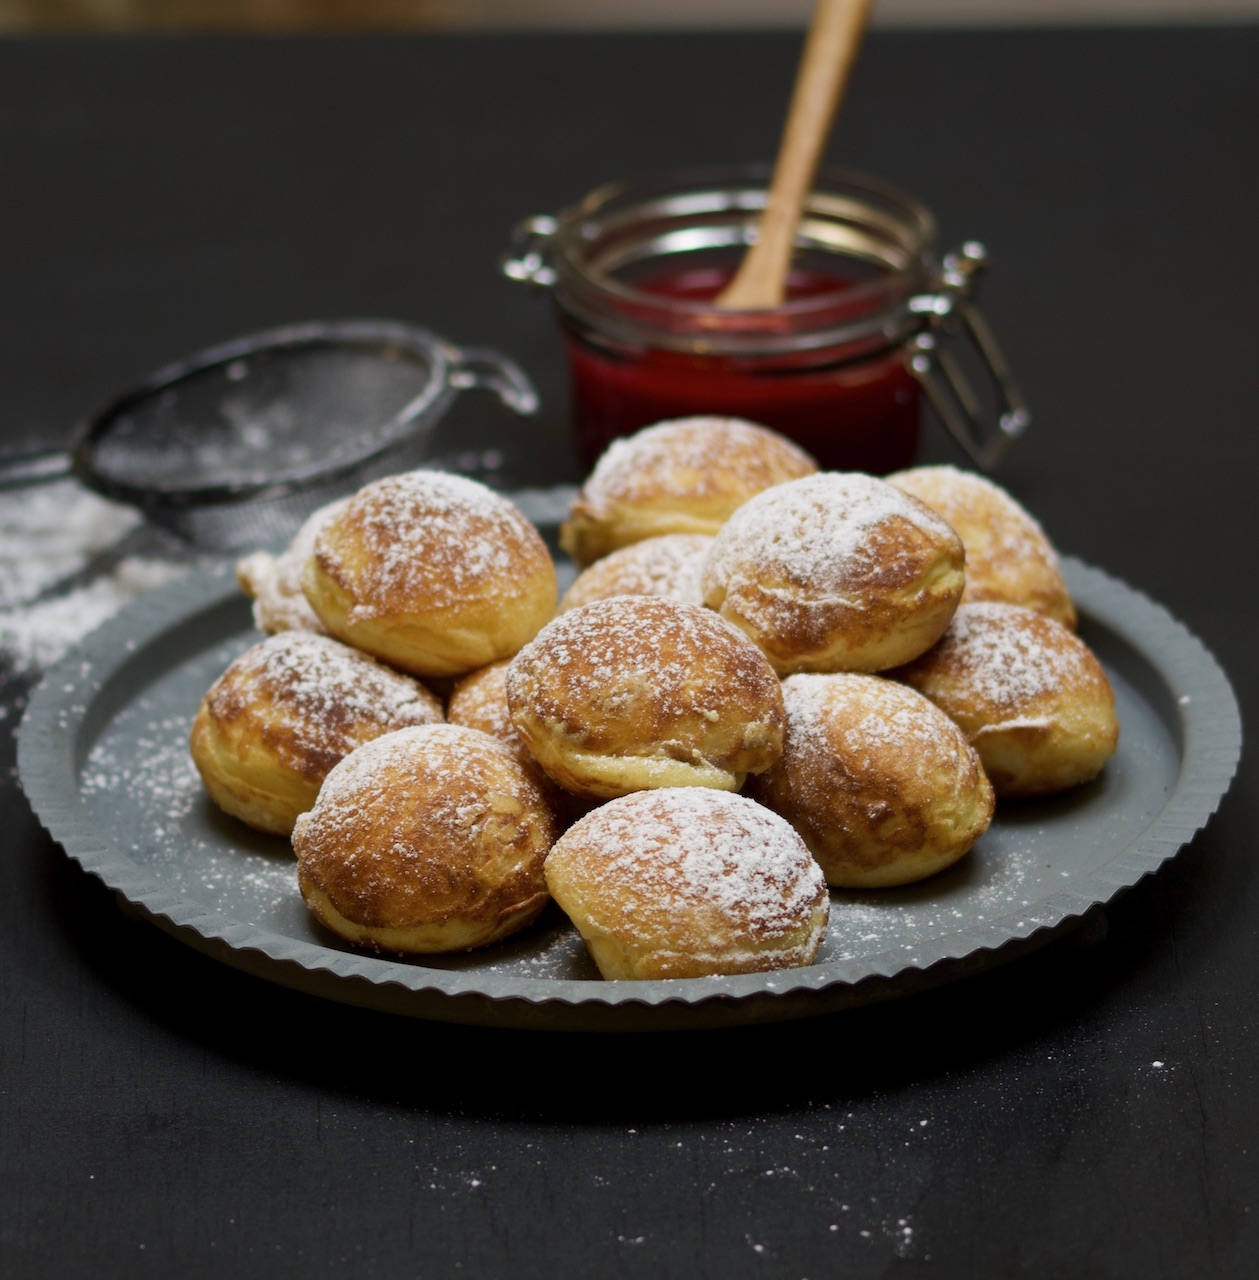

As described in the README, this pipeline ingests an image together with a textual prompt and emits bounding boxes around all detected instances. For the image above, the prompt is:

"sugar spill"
[0,480,189,677]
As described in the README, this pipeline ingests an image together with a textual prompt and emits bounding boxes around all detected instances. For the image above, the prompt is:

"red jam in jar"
[563,258,922,472]
[504,166,945,472]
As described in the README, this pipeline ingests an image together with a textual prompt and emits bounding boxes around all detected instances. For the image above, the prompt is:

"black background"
[1,25,1256,1279]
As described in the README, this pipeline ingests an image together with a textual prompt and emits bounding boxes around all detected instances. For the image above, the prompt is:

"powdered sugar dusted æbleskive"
[189,630,444,836]
[302,469,557,678]
[701,471,966,675]
[888,464,1076,628]
[544,787,830,980]
[446,658,582,819]
[447,659,533,769]
[893,602,1119,796]
[506,594,786,800]
[559,416,817,567]
[235,496,350,636]
[558,533,713,612]
[293,723,558,955]
[749,673,993,888]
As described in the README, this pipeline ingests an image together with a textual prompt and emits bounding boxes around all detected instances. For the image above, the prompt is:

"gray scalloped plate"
[17,558,1242,1032]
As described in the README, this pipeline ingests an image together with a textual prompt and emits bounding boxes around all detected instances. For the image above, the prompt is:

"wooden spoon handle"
[715,0,872,310]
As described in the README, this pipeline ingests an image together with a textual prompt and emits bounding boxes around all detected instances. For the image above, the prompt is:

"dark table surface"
[2,23,1257,1280]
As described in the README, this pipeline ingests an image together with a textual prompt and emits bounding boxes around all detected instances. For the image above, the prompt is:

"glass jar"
[502,164,1028,473]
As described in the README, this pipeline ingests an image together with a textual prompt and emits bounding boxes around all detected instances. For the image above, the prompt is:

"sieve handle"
[448,347,540,417]
[0,448,73,490]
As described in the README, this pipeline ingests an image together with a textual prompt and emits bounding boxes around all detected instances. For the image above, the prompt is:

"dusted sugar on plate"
[544,787,830,980]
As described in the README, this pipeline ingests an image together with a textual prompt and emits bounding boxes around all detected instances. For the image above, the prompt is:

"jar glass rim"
[550,163,938,334]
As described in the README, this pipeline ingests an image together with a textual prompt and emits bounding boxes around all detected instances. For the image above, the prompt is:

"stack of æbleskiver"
[190,416,1119,981]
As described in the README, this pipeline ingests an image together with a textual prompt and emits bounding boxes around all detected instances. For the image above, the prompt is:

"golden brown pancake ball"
[446,661,601,830]
[748,673,994,888]
[235,497,350,636]
[293,724,558,954]
[301,470,557,678]
[189,631,444,836]
[558,533,713,613]
[559,416,817,567]
[893,602,1119,797]
[888,465,1077,628]
[505,595,786,800]
[700,471,966,675]
[544,787,830,979]
[446,660,533,769]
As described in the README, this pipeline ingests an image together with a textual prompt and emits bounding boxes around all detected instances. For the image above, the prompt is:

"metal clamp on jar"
[503,165,1028,473]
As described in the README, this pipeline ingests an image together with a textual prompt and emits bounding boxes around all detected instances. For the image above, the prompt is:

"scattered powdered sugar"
[824,836,1041,965]
[84,710,206,823]
[83,701,300,917]
[702,472,957,601]
[1,555,187,676]
[0,479,140,606]
[560,788,825,938]
[469,915,595,978]
[0,479,195,677]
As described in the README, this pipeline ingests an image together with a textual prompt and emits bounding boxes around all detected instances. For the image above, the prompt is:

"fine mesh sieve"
[0,319,539,552]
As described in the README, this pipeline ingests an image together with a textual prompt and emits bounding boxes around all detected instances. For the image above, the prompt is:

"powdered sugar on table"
[0,480,189,677]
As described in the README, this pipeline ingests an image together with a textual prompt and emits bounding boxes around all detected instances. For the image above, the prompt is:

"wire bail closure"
[500,216,560,289]
[907,241,1031,472]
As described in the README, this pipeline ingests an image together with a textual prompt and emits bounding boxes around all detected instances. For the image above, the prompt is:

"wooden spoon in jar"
[715,0,873,310]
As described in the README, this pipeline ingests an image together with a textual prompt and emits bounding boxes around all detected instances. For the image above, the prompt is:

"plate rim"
[16,555,1243,1027]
